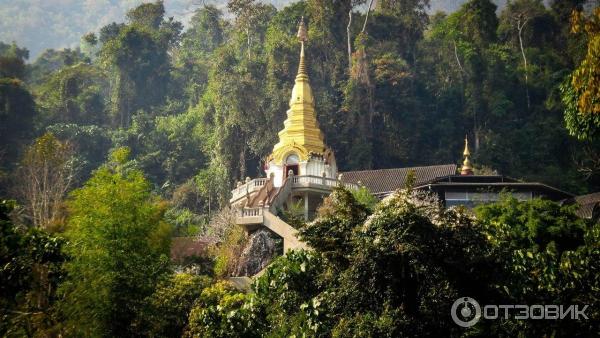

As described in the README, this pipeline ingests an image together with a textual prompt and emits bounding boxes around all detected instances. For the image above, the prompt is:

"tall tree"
[228,0,277,58]
[499,0,546,109]
[14,133,75,228]
[175,5,228,106]
[99,2,181,127]
[0,200,66,337]
[0,42,28,79]
[570,7,600,115]
[36,63,108,125]
[0,42,35,194]
[60,147,171,337]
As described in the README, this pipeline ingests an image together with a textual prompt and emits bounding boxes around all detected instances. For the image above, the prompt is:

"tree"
[126,1,165,30]
[499,0,546,109]
[561,7,600,186]
[0,200,66,337]
[299,187,369,268]
[175,5,227,106]
[36,63,108,125]
[0,41,28,79]
[196,165,230,218]
[45,123,112,184]
[252,250,326,336]
[177,186,600,336]
[227,0,276,58]
[550,0,587,63]
[141,273,212,338]
[59,147,171,337]
[476,196,598,335]
[476,195,586,253]
[99,2,181,127]
[100,26,169,127]
[15,133,75,228]
[208,207,247,278]
[185,281,261,338]
[0,41,35,193]
[563,77,600,140]
[570,8,600,115]
[0,78,36,187]
[28,48,86,85]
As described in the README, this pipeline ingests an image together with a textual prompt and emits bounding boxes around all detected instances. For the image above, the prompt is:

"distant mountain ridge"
[0,0,512,59]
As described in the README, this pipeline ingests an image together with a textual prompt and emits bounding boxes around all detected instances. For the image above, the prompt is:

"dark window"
[285,164,299,178]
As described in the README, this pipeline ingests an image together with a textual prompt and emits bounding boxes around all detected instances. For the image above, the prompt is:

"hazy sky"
[0,0,508,60]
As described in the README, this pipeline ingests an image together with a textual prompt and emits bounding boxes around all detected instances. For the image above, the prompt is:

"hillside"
[1,0,600,336]
[0,0,512,59]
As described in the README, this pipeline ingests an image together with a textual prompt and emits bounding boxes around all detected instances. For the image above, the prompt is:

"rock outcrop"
[235,228,281,276]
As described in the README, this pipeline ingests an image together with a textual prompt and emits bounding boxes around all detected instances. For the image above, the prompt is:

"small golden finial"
[461,135,474,175]
[297,16,308,42]
[296,16,308,77]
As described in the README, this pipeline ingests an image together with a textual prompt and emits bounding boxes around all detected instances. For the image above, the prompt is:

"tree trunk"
[239,143,246,181]
[362,0,375,33]
[246,27,251,59]
[347,10,353,71]
[453,40,465,74]
[518,20,531,110]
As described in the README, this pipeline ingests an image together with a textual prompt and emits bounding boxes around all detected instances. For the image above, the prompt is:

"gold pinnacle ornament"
[461,135,474,175]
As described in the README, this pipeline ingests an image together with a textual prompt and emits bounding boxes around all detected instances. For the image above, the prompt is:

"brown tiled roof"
[574,192,600,205]
[341,164,457,196]
[170,236,216,262]
[574,192,600,219]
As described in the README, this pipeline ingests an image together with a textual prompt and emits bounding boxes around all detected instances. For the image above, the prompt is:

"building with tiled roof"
[340,164,458,198]
[569,192,600,219]
[416,174,574,208]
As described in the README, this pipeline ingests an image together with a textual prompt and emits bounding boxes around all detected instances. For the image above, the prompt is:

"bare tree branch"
[362,0,375,33]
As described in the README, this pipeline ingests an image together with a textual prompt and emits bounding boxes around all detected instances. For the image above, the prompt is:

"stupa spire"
[269,16,327,165]
[461,135,474,175]
[297,16,308,76]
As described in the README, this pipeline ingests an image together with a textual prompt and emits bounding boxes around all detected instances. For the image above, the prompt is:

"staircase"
[234,206,305,253]
[263,209,307,252]
[232,174,356,280]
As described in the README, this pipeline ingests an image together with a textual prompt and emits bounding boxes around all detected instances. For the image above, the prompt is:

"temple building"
[229,18,356,255]
[225,19,590,279]
[340,138,574,207]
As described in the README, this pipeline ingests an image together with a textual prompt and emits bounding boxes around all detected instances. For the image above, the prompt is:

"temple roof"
[340,164,458,197]
[571,192,600,219]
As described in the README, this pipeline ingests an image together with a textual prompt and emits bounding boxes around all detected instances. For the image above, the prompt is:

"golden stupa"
[269,17,327,165]
[461,136,474,175]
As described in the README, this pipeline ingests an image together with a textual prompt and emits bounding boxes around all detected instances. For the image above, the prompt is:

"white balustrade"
[233,175,358,205]
[239,207,263,217]
[290,175,358,190]
[230,178,269,201]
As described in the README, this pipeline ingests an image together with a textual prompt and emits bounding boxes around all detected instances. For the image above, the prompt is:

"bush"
[141,273,212,337]
[185,281,263,338]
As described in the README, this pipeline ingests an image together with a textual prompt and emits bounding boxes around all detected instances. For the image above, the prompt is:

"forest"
[1,0,600,336]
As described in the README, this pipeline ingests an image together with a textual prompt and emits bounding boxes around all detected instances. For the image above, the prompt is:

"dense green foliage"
[142,273,213,337]
[172,188,599,337]
[0,200,66,336]
[187,189,599,337]
[1,0,600,336]
[59,148,172,336]
[3,180,598,336]
[2,0,599,207]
